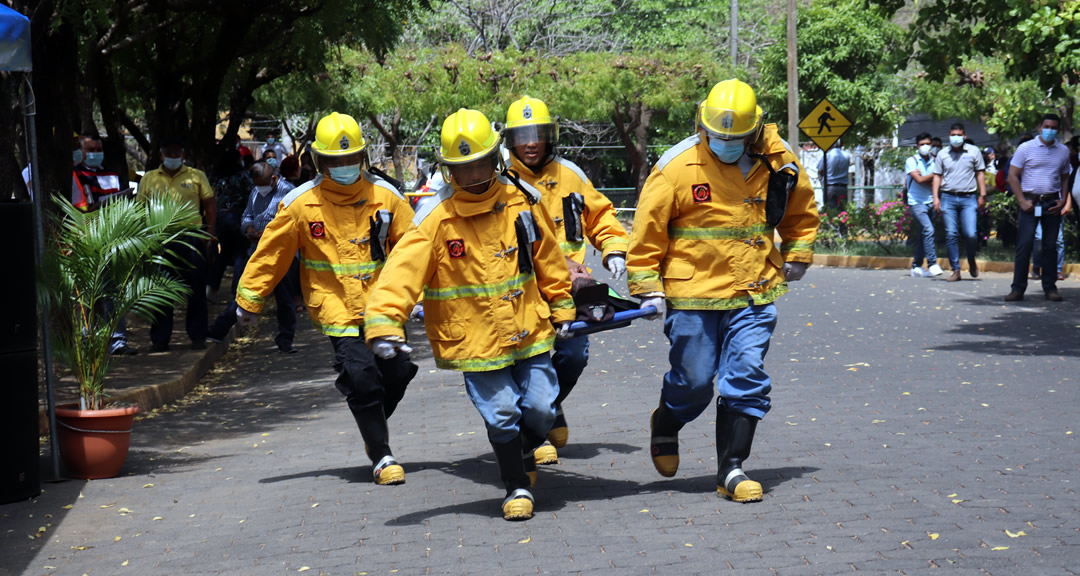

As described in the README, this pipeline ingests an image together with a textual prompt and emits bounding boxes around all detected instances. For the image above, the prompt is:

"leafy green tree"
[901,0,1080,134]
[757,0,906,144]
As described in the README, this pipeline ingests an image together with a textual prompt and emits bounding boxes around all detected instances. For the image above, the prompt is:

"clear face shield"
[505,124,557,167]
[441,150,503,194]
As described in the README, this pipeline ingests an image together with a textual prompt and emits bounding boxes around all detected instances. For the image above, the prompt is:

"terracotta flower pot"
[55,404,139,480]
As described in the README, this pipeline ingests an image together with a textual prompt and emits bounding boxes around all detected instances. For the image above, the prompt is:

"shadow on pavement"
[0,477,86,576]
[933,288,1080,357]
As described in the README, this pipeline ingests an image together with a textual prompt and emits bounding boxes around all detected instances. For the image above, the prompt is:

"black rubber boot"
[650,399,684,477]
[715,402,762,502]
[350,403,391,463]
[492,435,534,520]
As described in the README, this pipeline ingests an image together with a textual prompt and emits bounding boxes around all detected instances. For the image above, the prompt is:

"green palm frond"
[41,195,206,410]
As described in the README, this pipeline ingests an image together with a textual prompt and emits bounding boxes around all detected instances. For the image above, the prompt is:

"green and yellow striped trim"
[303,258,383,275]
[310,319,360,337]
[668,223,773,240]
[667,282,788,310]
[423,273,533,301]
[435,336,555,372]
[781,240,815,253]
[236,284,265,306]
[560,240,587,254]
[549,298,575,311]
[627,270,661,285]
[600,237,629,252]
[363,314,403,331]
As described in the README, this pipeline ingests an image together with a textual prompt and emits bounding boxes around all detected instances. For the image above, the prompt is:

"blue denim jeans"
[1013,207,1062,294]
[552,334,589,405]
[940,193,979,270]
[909,202,938,267]
[661,304,778,422]
[463,353,559,445]
[1032,220,1065,274]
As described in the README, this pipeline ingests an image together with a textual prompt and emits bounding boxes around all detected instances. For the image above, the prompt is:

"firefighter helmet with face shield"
[698,79,764,142]
[436,108,503,193]
[309,112,370,179]
[504,96,558,166]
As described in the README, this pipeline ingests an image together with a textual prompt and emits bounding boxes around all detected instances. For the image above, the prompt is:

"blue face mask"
[72,149,84,165]
[1041,128,1058,143]
[266,157,279,168]
[266,137,276,145]
[162,156,183,171]
[84,151,104,168]
[949,135,964,148]
[327,164,361,185]
[708,136,745,164]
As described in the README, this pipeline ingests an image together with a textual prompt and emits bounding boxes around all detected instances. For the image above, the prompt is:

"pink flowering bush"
[845,200,914,254]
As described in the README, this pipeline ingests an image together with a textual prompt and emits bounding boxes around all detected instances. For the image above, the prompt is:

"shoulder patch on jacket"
[500,173,542,204]
[411,179,453,226]
[363,170,406,201]
[281,175,321,209]
[655,134,701,172]
[552,156,591,185]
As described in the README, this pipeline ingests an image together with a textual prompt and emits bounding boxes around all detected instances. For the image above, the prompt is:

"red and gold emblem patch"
[309,221,326,238]
[691,183,711,204]
[447,238,466,259]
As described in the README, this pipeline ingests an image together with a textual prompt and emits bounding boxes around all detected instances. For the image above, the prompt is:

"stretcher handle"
[567,306,657,332]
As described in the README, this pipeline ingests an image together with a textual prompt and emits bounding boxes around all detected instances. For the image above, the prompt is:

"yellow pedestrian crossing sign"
[798,98,852,151]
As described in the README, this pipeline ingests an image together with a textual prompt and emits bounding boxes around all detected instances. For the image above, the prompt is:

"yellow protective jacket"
[627,124,818,309]
[364,175,576,372]
[508,153,629,264]
[235,173,413,337]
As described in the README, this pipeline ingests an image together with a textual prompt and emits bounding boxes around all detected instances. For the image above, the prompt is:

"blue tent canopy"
[0,5,31,72]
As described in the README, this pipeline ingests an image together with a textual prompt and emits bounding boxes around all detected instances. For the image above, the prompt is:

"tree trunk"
[90,49,129,184]
[612,101,653,202]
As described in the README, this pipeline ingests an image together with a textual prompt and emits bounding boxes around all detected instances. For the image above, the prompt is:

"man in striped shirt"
[1005,113,1073,302]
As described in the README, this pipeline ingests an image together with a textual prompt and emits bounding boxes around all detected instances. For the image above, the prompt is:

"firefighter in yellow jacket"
[234,112,418,486]
[364,109,576,521]
[627,79,818,503]
[503,96,630,466]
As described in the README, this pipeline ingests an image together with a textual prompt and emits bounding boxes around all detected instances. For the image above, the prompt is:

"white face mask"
[918,144,932,157]
[254,184,273,196]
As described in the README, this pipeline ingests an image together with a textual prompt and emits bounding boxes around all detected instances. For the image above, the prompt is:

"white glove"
[783,261,808,282]
[639,296,666,321]
[555,322,575,340]
[605,255,627,281]
[371,338,413,360]
[236,306,258,327]
[409,303,424,321]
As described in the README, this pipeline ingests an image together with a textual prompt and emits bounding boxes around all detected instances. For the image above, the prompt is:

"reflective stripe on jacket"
[364,175,575,372]
[508,153,629,264]
[235,173,413,337]
[627,124,818,310]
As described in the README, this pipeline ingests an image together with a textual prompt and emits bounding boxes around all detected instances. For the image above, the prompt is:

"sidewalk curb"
[38,332,234,435]
[812,254,1080,275]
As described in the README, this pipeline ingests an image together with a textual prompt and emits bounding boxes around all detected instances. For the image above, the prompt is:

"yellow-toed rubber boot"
[715,403,763,502]
[502,488,535,521]
[650,404,683,478]
[717,468,763,502]
[373,455,406,486]
[534,443,558,465]
[547,406,569,448]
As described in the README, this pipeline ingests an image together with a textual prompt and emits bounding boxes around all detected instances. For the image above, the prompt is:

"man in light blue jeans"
[931,123,986,281]
[905,132,943,277]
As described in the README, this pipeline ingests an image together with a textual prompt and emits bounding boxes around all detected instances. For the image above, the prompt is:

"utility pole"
[730,0,738,68]
[786,0,798,149]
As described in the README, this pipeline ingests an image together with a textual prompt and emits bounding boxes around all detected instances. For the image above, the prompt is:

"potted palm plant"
[41,194,207,478]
